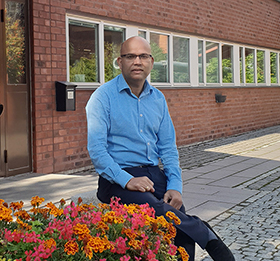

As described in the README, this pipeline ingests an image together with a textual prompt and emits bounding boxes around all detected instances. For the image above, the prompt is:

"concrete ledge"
[71,189,101,206]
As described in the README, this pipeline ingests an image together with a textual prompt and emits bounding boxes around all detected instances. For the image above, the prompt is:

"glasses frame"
[120,53,153,60]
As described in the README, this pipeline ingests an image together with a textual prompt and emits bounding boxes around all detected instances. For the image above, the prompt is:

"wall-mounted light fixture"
[215,94,226,103]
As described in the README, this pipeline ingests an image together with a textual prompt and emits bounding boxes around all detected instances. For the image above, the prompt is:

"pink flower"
[120,255,131,261]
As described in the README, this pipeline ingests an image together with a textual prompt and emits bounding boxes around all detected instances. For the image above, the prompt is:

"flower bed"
[0,196,189,261]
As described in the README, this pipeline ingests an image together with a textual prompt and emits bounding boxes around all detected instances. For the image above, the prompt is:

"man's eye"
[126,55,136,59]
[140,54,149,59]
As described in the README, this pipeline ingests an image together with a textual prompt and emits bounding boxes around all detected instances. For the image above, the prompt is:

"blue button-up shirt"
[86,74,182,194]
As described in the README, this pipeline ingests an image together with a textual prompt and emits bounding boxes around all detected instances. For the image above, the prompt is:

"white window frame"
[66,14,280,89]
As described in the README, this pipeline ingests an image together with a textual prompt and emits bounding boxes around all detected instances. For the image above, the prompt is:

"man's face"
[117,37,154,85]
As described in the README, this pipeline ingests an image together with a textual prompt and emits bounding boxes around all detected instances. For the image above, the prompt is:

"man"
[86,36,235,261]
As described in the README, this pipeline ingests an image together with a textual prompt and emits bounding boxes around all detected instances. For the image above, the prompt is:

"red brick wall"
[31,0,280,173]
[162,87,280,146]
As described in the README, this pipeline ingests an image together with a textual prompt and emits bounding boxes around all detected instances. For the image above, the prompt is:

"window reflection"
[6,1,26,84]
[245,48,255,83]
[222,44,233,83]
[69,20,99,82]
[150,33,169,83]
[206,42,219,83]
[270,52,277,84]
[198,40,204,83]
[257,50,265,83]
[104,26,124,82]
[173,37,189,83]
[240,47,244,84]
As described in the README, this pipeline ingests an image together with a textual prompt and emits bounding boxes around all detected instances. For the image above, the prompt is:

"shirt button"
[147,142,150,145]
[140,129,143,132]
[138,99,141,102]
[140,114,143,117]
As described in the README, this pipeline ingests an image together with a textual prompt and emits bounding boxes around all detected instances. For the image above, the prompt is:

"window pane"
[245,48,255,83]
[6,1,26,84]
[222,45,233,83]
[173,37,189,83]
[69,20,99,82]
[239,47,244,83]
[206,41,219,83]
[198,40,204,83]
[257,50,265,83]
[104,26,124,82]
[150,33,169,83]
[270,52,277,84]
[138,31,146,39]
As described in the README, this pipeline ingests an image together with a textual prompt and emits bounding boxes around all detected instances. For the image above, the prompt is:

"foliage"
[0,197,189,261]
[270,52,277,84]
[5,6,25,84]
[150,42,168,83]
[206,57,219,83]
[104,42,121,82]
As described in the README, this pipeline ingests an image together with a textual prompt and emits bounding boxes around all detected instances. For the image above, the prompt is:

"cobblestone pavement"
[188,126,280,261]
[197,170,280,260]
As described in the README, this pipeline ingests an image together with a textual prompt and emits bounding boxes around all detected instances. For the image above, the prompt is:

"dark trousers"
[97,166,211,261]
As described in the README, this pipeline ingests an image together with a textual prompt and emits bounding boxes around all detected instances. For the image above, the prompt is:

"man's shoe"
[203,221,235,261]
[205,239,235,261]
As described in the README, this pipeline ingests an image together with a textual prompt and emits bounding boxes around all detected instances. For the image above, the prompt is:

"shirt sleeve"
[85,88,133,188]
[156,96,183,194]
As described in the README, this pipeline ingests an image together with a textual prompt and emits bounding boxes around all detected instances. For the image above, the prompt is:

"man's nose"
[133,56,142,64]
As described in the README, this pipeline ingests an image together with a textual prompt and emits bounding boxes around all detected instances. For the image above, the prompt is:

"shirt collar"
[117,74,153,97]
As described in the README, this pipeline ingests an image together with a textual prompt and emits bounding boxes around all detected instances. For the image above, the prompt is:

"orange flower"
[44,238,56,249]
[166,211,181,225]
[73,223,90,240]
[0,204,13,222]
[46,202,63,217]
[64,240,79,255]
[128,239,142,250]
[30,196,45,207]
[14,210,30,220]
[178,246,190,261]
[9,201,24,211]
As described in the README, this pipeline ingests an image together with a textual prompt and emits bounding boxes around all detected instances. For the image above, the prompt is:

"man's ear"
[117,57,122,69]
[151,56,154,69]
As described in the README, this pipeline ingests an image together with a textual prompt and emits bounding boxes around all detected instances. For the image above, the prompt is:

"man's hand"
[163,190,183,210]
[126,177,155,193]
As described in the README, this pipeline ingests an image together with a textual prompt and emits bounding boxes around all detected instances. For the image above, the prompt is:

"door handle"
[0,104,3,115]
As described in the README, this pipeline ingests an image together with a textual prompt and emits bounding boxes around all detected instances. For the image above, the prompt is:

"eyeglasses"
[120,53,153,60]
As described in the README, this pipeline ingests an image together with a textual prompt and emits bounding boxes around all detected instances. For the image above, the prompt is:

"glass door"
[0,0,31,177]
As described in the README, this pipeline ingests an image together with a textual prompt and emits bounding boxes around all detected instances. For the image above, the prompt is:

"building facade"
[0,0,280,177]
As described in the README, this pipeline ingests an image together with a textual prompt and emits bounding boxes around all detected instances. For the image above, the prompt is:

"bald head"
[120,36,152,56]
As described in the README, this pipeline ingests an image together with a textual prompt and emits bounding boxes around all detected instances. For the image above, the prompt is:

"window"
[257,50,265,84]
[270,52,277,84]
[67,16,279,88]
[69,19,99,82]
[239,47,244,84]
[206,41,219,83]
[222,44,233,83]
[173,36,189,83]
[104,26,125,82]
[245,48,255,83]
[198,40,204,83]
[138,31,146,39]
[150,33,169,83]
